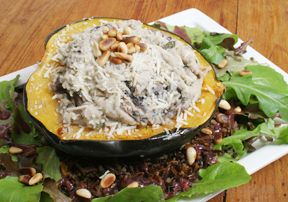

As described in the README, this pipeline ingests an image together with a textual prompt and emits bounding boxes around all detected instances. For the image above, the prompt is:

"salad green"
[0,22,287,202]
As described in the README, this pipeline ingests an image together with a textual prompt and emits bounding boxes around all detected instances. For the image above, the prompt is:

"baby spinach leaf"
[168,161,250,201]
[0,176,43,202]
[92,185,164,202]
[223,65,288,120]
[36,146,61,181]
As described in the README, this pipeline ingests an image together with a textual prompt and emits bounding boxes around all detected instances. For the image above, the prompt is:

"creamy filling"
[50,20,207,134]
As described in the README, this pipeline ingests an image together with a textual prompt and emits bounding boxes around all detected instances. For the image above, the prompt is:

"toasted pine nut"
[102,26,109,34]
[19,167,37,176]
[217,59,228,69]
[19,175,31,185]
[201,127,213,135]
[128,46,136,54]
[240,70,252,76]
[109,56,123,64]
[123,26,132,35]
[138,43,147,52]
[114,52,133,62]
[186,146,197,165]
[100,173,116,188]
[135,44,141,52]
[97,51,111,66]
[9,146,23,154]
[108,29,117,37]
[123,36,141,44]
[219,99,231,110]
[234,106,242,113]
[28,173,43,185]
[127,42,134,48]
[216,113,229,124]
[116,32,123,41]
[99,38,116,51]
[76,188,92,199]
[127,181,139,188]
[101,34,108,40]
[110,41,120,51]
[118,42,128,54]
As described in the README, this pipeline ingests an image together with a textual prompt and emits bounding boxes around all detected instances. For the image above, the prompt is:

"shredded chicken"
[50,20,207,134]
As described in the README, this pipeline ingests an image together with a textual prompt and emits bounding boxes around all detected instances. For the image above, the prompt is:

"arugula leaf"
[223,65,288,120]
[92,185,164,202]
[214,119,288,158]
[169,161,250,201]
[36,146,61,181]
[0,176,43,202]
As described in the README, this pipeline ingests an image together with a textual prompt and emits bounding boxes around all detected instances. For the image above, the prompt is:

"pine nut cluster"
[94,25,147,66]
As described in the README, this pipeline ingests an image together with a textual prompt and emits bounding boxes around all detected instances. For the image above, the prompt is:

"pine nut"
[138,43,147,52]
[97,51,111,66]
[135,44,141,52]
[116,32,123,41]
[186,146,197,165]
[92,42,101,57]
[110,41,120,51]
[76,188,92,199]
[128,46,136,54]
[108,29,117,37]
[19,167,37,176]
[118,42,128,54]
[99,38,116,51]
[217,59,228,69]
[240,70,252,76]
[101,34,108,40]
[123,26,132,35]
[28,173,43,185]
[114,52,133,62]
[109,56,123,65]
[123,36,141,44]
[102,26,109,34]
[100,173,116,188]
[127,181,139,188]
[19,175,31,185]
[234,106,242,113]
[9,146,23,154]
[201,127,213,135]
[219,99,231,110]
[216,113,229,124]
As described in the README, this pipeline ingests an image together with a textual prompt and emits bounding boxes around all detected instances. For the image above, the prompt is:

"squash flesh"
[26,18,224,140]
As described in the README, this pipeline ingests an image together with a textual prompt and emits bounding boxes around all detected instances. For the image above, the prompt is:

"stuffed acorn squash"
[24,18,224,157]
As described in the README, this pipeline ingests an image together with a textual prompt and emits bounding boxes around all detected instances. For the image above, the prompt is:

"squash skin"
[24,18,224,157]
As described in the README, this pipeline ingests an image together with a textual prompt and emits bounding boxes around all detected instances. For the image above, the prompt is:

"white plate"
[0,8,287,202]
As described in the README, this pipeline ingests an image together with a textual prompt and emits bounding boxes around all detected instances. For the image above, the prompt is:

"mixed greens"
[0,22,288,202]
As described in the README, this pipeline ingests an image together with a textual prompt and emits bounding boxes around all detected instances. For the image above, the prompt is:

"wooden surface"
[0,0,287,201]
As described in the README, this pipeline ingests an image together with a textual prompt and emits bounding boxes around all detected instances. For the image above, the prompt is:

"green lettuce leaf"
[92,185,164,202]
[168,161,250,201]
[12,103,42,145]
[0,176,43,202]
[36,146,61,181]
[0,75,19,110]
[153,22,238,65]
[214,119,288,158]
[223,65,288,120]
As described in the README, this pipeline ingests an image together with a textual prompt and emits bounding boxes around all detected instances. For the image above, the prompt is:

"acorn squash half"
[24,18,224,157]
